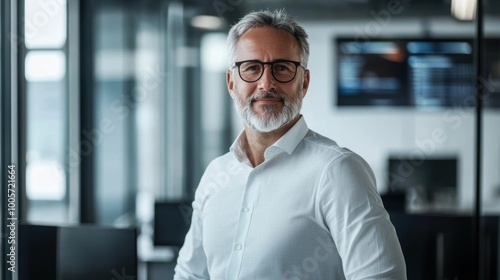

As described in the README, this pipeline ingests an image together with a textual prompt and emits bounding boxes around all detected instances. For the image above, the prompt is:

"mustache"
[250,91,285,102]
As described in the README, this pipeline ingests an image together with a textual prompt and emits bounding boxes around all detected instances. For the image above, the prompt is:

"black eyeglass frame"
[231,59,307,83]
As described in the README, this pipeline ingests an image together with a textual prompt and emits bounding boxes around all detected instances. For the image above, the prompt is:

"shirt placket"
[225,167,261,280]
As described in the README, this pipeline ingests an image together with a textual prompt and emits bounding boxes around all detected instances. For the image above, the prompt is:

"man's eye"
[242,64,261,72]
[274,64,291,71]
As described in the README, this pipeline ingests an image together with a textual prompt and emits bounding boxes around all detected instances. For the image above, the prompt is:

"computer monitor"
[19,224,137,280]
[154,200,192,247]
[19,224,58,280]
[57,226,137,280]
[387,156,458,204]
[484,38,500,107]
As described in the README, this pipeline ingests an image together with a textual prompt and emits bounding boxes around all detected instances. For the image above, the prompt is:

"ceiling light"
[191,15,227,30]
[451,0,477,21]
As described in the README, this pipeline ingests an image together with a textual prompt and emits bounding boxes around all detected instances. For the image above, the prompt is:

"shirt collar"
[229,116,309,163]
[229,130,252,166]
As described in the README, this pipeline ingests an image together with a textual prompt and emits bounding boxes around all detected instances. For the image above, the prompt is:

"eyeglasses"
[232,59,306,83]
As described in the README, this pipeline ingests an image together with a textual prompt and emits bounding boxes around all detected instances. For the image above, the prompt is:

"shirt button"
[243,207,250,213]
[235,244,242,251]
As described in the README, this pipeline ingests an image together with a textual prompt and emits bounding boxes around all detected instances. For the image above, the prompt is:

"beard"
[232,85,303,133]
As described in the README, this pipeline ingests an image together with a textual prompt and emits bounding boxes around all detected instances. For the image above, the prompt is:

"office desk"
[389,212,499,280]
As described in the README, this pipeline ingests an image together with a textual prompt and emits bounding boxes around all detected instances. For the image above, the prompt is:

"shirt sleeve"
[173,188,210,280]
[317,152,407,280]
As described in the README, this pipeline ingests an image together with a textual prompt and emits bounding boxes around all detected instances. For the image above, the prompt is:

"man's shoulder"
[300,129,354,160]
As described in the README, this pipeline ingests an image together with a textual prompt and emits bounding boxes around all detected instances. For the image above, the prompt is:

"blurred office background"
[1,0,500,279]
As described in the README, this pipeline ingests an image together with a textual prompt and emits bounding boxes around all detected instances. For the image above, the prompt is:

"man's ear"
[302,69,310,97]
[226,70,234,98]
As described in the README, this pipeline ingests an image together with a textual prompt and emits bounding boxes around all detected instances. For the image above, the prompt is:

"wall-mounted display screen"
[336,38,500,108]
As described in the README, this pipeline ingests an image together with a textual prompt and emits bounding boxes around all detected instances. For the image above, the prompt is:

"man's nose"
[258,65,276,91]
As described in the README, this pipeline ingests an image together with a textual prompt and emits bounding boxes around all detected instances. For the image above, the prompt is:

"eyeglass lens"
[238,61,298,83]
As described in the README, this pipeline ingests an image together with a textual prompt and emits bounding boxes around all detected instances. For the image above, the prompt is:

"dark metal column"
[79,0,96,223]
[474,0,484,279]
[1,0,16,279]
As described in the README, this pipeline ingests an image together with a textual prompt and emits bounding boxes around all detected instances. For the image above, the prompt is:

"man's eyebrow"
[242,58,297,62]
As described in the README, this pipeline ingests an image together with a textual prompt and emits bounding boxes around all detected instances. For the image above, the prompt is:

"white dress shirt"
[174,116,406,280]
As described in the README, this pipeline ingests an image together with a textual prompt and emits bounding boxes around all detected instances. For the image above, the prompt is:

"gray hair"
[227,9,309,69]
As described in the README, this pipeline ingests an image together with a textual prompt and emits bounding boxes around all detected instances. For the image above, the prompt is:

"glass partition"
[80,3,233,277]
[482,1,500,279]
[23,0,69,224]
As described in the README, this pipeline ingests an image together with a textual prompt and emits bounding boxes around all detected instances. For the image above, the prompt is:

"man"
[174,9,406,280]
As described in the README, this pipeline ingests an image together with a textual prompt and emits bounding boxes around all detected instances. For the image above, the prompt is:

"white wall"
[300,17,500,212]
